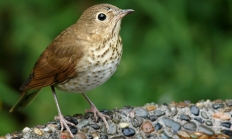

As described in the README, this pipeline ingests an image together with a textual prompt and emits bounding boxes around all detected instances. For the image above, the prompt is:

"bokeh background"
[0,0,232,135]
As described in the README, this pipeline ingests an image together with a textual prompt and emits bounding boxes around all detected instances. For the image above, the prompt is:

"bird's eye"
[97,13,106,21]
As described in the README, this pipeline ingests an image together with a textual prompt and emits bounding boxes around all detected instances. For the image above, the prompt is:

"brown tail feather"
[9,89,41,112]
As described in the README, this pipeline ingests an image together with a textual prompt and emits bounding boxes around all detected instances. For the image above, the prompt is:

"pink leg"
[51,86,75,138]
[82,93,110,130]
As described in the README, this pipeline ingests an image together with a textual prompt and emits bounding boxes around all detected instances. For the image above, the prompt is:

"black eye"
[97,13,106,21]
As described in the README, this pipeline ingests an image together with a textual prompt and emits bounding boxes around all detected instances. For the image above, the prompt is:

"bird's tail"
[9,89,41,112]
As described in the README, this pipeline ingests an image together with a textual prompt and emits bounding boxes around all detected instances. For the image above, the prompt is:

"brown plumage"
[10,3,133,138]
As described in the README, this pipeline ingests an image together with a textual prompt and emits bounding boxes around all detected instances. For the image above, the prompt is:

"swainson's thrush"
[10,3,133,138]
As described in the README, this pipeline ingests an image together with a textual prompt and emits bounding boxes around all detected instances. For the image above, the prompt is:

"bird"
[9,3,134,138]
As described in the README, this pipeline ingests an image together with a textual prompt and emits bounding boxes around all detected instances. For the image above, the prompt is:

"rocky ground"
[2,99,232,139]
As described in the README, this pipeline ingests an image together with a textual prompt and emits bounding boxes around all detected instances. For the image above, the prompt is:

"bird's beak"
[116,9,134,19]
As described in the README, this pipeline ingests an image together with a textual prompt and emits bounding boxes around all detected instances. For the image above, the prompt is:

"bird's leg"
[51,86,75,138]
[82,93,110,130]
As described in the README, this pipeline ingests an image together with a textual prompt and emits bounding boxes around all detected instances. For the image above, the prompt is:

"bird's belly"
[56,61,120,93]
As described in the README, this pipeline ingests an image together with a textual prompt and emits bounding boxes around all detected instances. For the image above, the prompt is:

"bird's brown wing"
[20,26,84,91]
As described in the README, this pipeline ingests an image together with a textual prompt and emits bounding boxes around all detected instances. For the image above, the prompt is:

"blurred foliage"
[0,0,232,135]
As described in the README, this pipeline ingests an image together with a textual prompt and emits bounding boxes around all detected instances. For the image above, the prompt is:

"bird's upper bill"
[116,9,134,19]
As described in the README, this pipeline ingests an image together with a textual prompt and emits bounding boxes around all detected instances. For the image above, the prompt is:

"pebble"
[212,112,231,120]
[119,123,129,129]
[122,127,135,137]
[134,133,145,139]
[90,124,100,130]
[201,111,209,119]
[69,126,78,134]
[146,105,156,111]
[168,106,177,116]
[212,103,224,109]
[33,128,43,136]
[107,122,117,135]
[65,115,78,125]
[225,99,232,106]
[221,129,232,137]
[177,130,190,138]
[221,122,231,128]
[154,123,162,131]
[141,121,154,133]
[22,127,31,134]
[112,113,121,124]
[190,105,200,116]
[194,117,204,123]
[161,117,181,131]
[148,115,157,121]
[73,113,83,119]
[153,110,165,117]
[179,114,191,121]
[160,131,170,139]
[84,112,94,119]
[183,122,196,131]
[198,125,214,135]
[134,108,148,118]
[131,116,143,128]
[176,101,188,108]
[100,135,108,139]
[75,132,87,139]
[111,135,126,139]
[205,120,213,126]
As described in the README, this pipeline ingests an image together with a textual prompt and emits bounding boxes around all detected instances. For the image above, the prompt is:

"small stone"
[194,117,204,123]
[153,110,165,117]
[225,99,232,106]
[134,133,145,139]
[221,122,231,128]
[77,119,89,129]
[112,113,121,124]
[100,109,113,118]
[73,113,83,119]
[69,126,78,134]
[119,122,129,128]
[179,114,191,121]
[212,103,224,109]
[33,128,43,136]
[177,101,188,108]
[190,105,200,116]
[131,116,143,128]
[168,106,177,116]
[221,129,232,137]
[148,115,157,121]
[161,117,181,131]
[146,105,156,111]
[107,121,117,135]
[100,135,108,139]
[22,127,31,134]
[60,131,73,139]
[212,112,231,120]
[134,108,148,118]
[122,127,135,137]
[183,122,196,131]
[177,130,190,138]
[75,132,87,139]
[184,100,191,104]
[201,111,209,119]
[65,115,78,125]
[198,125,214,135]
[154,123,162,131]
[84,112,94,119]
[141,121,154,133]
[90,124,100,130]
[205,120,213,126]
[111,135,126,139]
[160,131,170,139]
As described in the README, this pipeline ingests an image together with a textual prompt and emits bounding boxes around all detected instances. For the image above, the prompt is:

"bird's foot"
[85,105,110,130]
[55,114,75,138]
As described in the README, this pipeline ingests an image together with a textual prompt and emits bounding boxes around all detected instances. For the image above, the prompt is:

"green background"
[0,0,232,135]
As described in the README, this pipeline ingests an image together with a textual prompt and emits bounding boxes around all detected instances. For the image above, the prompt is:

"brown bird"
[10,3,133,138]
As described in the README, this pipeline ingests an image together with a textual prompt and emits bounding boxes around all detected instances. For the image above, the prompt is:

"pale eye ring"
[97,13,106,21]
